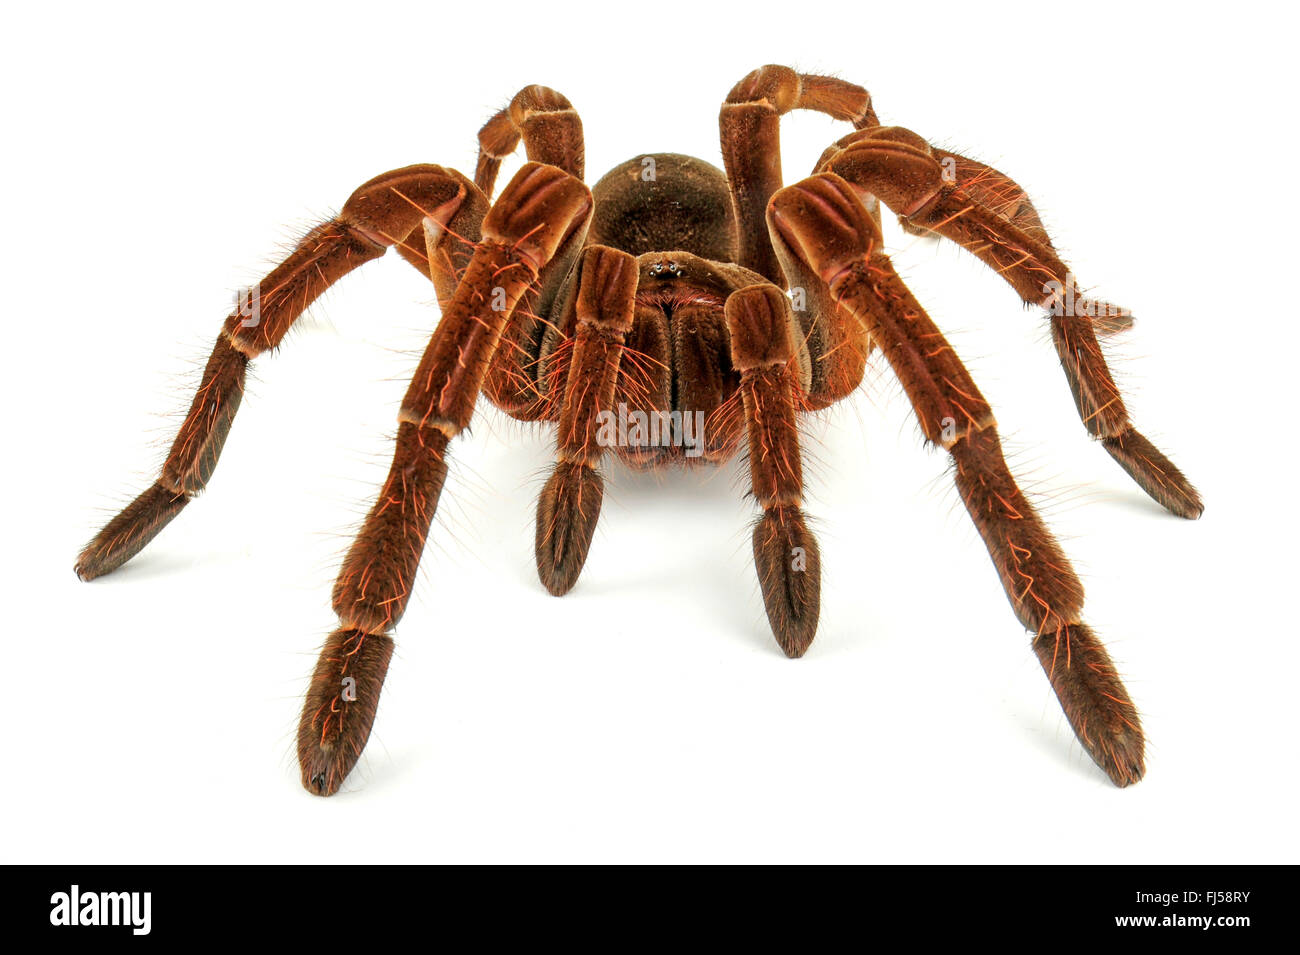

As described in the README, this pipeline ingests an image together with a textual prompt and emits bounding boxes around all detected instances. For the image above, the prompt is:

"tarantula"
[75,65,1201,795]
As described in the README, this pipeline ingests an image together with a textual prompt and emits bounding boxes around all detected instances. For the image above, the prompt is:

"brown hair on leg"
[770,171,1143,785]
[726,283,821,658]
[77,166,473,581]
[476,85,584,196]
[720,65,877,284]
[535,245,637,595]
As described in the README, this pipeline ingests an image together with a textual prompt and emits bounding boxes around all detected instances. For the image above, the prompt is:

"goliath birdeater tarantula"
[75,66,1202,795]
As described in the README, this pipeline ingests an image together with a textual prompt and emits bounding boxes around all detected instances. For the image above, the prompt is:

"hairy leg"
[720,65,878,284]
[392,175,561,421]
[535,244,638,595]
[725,284,822,658]
[298,164,592,794]
[75,165,477,581]
[815,127,1201,519]
[769,173,1143,785]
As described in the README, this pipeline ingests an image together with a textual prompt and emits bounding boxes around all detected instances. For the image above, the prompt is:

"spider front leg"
[299,163,593,795]
[725,284,822,657]
[818,127,1202,520]
[769,174,1143,785]
[75,165,484,581]
[534,244,638,595]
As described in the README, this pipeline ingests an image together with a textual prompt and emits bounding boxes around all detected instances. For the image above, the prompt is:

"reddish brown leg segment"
[535,245,638,595]
[74,483,191,581]
[955,431,1140,786]
[476,85,585,196]
[725,284,821,658]
[1033,624,1144,785]
[76,166,474,581]
[299,630,396,795]
[895,147,1063,266]
[612,298,673,469]
[895,144,1136,334]
[769,172,1143,785]
[299,421,448,796]
[299,163,593,795]
[720,65,877,284]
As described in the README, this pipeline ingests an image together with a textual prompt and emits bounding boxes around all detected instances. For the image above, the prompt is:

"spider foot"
[298,629,394,797]
[536,460,604,596]
[74,482,189,581]
[1034,624,1145,787]
[753,506,821,658]
[1103,428,1204,520]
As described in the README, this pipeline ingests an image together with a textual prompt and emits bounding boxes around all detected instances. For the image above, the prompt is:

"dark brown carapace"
[75,66,1201,795]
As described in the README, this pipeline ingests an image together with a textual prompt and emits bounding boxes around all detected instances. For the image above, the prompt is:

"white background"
[4,1,1295,863]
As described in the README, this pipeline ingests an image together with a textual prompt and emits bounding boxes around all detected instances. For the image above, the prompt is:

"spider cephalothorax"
[75,66,1201,795]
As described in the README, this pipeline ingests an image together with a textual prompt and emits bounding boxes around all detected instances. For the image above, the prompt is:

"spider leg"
[841,138,1132,337]
[393,178,560,420]
[300,162,593,795]
[908,149,1052,246]
[475,85,585,197]
[720,65,878,283]
[818,128,1202,519]
[725,284,822,657]
[769,173,1143,785]
[535,245,637,595]
[466,84,590,417]
[75,165,481,581]
[398,176,491,307]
